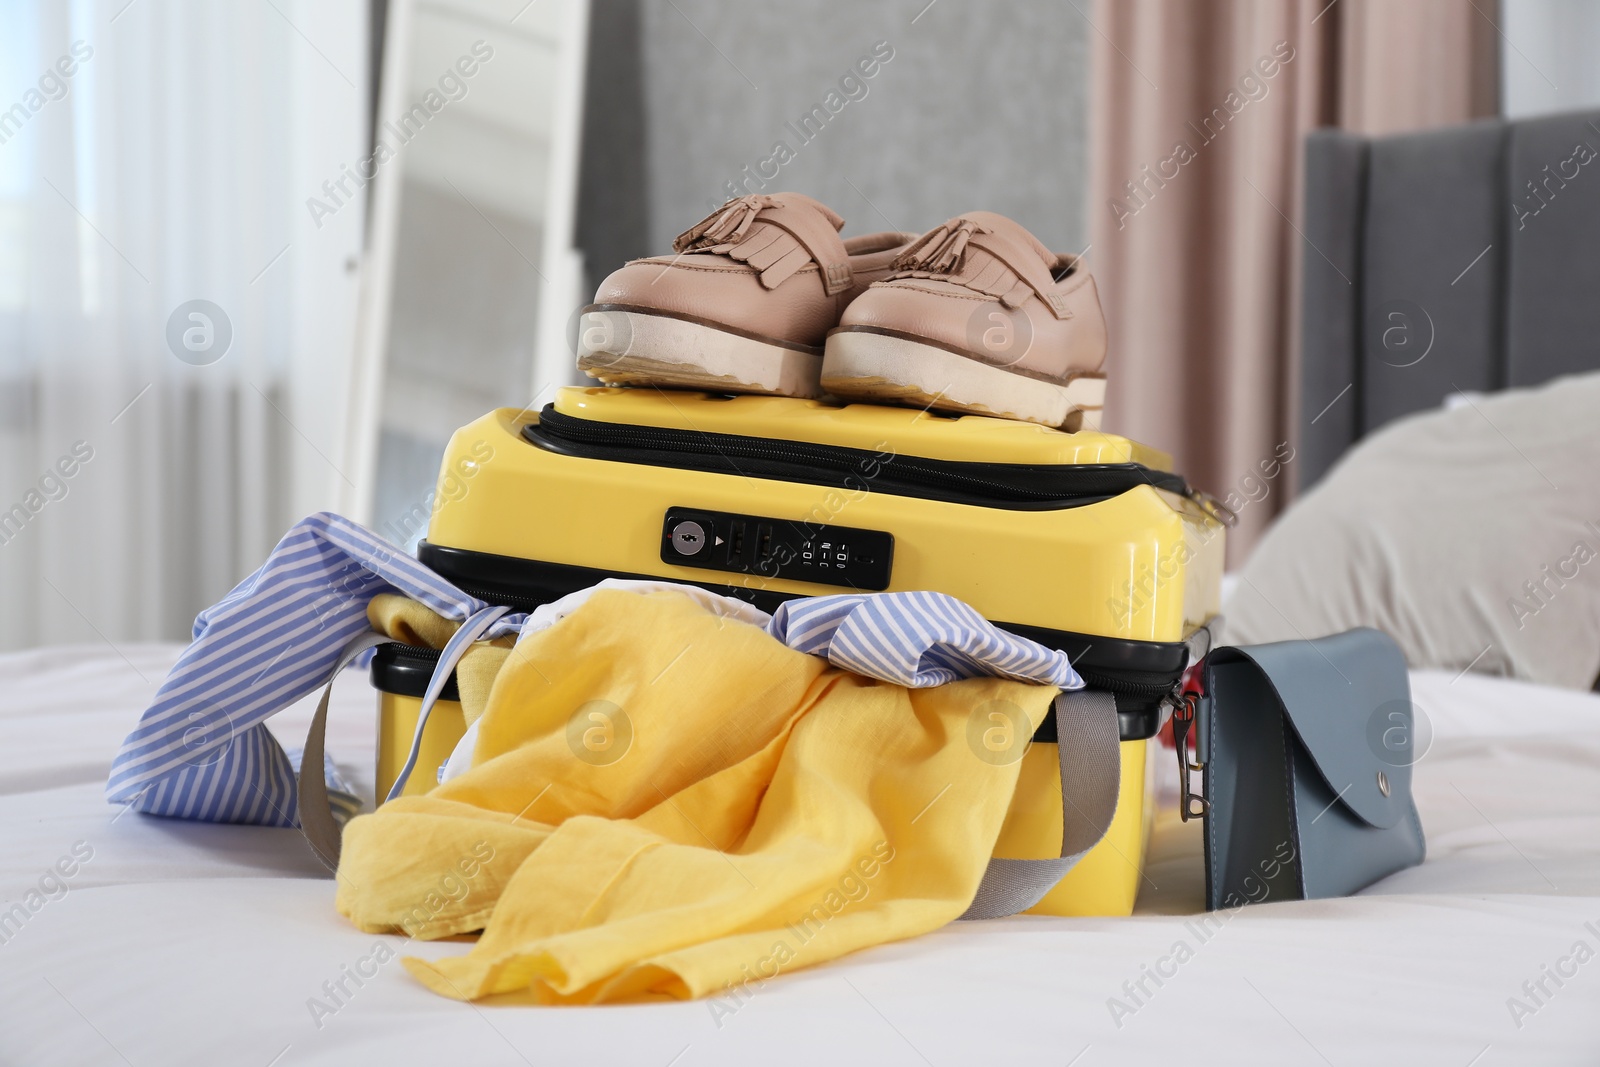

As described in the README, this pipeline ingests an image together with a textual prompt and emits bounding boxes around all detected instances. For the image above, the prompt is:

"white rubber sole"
[576,308,824,398]
[821,330,1106,430]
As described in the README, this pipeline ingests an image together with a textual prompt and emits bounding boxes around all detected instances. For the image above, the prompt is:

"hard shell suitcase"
[375,386,1227,916]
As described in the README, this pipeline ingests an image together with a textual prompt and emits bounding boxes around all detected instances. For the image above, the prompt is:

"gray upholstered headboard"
[1299,109,1600,491]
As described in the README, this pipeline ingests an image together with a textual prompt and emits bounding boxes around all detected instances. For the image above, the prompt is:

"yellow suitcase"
[374,387,1225,916]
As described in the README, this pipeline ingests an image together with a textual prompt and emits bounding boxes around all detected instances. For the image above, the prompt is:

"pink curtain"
[1088,0,1499,563]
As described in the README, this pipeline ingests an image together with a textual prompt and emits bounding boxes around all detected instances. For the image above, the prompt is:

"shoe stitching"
[624,261,880,279]
[875,281,993,303]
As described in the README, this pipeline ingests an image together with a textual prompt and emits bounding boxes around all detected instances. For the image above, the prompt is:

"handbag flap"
[1210,628,1413,830]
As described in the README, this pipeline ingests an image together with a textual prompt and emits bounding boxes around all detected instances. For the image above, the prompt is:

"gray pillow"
[1226,373,1600,690]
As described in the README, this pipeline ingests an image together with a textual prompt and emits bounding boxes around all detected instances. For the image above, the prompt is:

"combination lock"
[660,507,894,590]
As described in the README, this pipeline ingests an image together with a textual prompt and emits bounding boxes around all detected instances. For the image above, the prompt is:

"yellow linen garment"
[338,588,1056,1003]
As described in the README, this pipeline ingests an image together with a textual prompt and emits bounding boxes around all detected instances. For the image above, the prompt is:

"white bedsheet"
[1,643,1597,1066]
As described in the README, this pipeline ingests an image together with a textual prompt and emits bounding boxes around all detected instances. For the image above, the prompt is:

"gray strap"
[958,689,1122,920]
[299,630,396,872]
[299,601,505,870]
[300,610,508,870]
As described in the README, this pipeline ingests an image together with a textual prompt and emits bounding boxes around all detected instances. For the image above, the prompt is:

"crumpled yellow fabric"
[366,593,514,727]
[338,588,1056,1004]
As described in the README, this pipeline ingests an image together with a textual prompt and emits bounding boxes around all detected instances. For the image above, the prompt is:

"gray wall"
[578,0,1090,288]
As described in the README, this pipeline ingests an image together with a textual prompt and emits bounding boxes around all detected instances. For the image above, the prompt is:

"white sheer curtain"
[0,0,367,651]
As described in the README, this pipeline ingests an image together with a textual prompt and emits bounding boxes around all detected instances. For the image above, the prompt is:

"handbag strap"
[958,688,1122,920]
[298,605,508,872]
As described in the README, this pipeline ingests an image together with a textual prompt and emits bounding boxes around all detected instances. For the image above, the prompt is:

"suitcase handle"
[957,689,1122,920]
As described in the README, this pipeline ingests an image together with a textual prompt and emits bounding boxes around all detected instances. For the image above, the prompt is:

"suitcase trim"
[370,642,459,702]
[416,540,1202,740]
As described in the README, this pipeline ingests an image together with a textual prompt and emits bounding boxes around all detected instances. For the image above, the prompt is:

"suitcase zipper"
[527,407,1189,509]
[437,575,1184,728]
[1073,666,1182,698]
[438,581,1184,699]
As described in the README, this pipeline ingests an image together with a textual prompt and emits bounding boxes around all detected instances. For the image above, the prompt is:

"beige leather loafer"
[821,212,1107,429]
[578,193,915,398]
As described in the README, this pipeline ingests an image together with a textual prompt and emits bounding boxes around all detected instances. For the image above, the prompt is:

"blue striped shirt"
[106,513,1080,827]
[104,513,526,825]
[767,591,1082,689]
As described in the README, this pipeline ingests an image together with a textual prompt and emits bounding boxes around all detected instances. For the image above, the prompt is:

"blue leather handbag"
[1171,628,1427,911]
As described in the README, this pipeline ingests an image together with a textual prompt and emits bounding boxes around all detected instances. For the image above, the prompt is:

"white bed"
[2,643,1598,1065]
